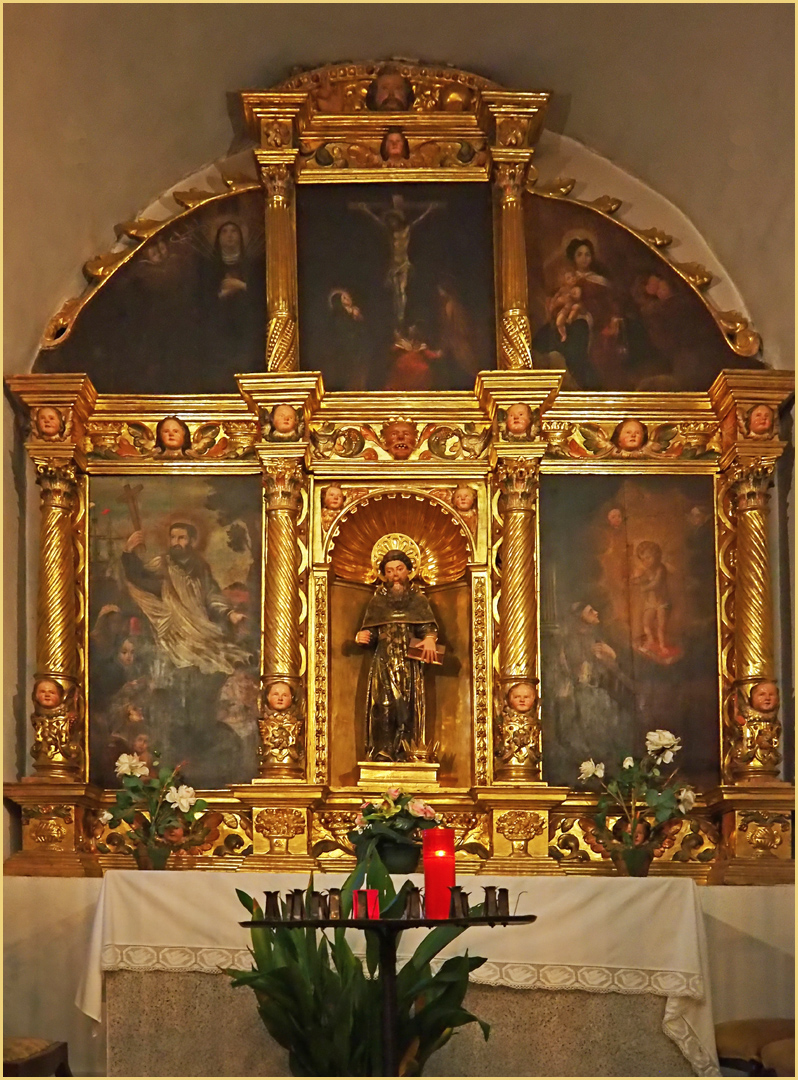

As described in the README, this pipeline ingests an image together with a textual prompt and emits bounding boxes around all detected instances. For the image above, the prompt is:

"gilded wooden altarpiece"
[5,60,793,883]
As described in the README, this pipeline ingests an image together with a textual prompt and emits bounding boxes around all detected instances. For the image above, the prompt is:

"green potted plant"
[228,857,489,1075]
[102,752,220,869]
[347,787,441,874]
[576,729,697,876]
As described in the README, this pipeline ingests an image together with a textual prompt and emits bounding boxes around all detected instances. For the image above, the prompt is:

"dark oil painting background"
[34,191,266,394]
[297,181,495,391]
[539,473,719,787]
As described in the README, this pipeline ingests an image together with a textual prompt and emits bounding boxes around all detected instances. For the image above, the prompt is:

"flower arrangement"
[347,787,440,871]
[102,753,217,869]
[577,729,697,876]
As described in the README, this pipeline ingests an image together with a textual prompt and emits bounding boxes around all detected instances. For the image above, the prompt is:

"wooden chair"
[3,1039,71,1077]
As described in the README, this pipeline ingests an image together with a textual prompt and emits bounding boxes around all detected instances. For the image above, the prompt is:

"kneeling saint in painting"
[355,549,439,761]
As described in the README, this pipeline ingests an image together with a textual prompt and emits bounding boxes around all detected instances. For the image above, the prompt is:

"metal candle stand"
[242,886,535,1076]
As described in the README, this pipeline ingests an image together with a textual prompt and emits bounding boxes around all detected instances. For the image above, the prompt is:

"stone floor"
[107,971,692,1076]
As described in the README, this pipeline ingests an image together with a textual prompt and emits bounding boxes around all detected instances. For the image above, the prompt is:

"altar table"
[77,870,720,1076]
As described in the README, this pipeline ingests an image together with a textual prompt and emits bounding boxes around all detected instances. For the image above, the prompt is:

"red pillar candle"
[422,827,456,919]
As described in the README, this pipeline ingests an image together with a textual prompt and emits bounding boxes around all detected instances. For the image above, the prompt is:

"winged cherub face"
[36,407,64,437]
[616,420,646,450]
[159,418,187,450]
[505,403,532,435]
[272,404,298,435]
[507,682,536,713]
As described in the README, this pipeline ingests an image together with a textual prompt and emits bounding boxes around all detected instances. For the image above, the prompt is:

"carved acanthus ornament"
[255,808,305,855]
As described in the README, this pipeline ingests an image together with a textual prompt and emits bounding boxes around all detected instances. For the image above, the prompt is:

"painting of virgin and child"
[539,474,719,787]
[297,182,495,391]
[524,193,766,392]
[87,474,262,789]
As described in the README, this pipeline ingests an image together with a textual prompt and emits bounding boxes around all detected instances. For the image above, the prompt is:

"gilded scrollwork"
[85,416,258,460]
[311,810,358,858]
[669,818,719,864]
[670,260,713,290]
[545,419,719,461]
[302,135,487,174]
[437,811,490,858]
[258,702,305,778]
[312,575,329,785]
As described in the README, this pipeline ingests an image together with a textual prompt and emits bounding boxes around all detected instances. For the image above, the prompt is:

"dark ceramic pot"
[611,846,653,877]
[134,841,172,870]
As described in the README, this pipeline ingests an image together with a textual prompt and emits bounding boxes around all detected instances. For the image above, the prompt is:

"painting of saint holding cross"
[297,181,495,391]
[87,474,262,789]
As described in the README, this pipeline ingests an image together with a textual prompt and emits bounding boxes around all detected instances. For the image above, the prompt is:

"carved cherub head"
[156,415,191,453]
[35,406,65,439]
[321,484,346,511]
[750,680,779,714]
[506,682,536,714]
[747,403,774,437]
[381,419,418,460]
[453,485,476,512]
[505,402,533,438]
[270,404,300,439]
[380,127,410,163]
[266,681,295,713]
[611,419,648,452]
[33,678,64,711]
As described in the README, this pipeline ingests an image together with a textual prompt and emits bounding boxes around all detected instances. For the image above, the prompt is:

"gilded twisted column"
[260,459,305,777]
[726,463,781,782]
[494,159,533,370]
[31,462,83,779]
[262,161,298,372]
[495,459,541,780]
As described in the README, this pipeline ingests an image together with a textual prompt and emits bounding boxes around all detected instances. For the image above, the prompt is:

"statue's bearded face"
[383,559,410,593]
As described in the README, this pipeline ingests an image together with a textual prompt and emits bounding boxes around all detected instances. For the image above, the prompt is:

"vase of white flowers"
[577,729,697,877]
[103,753,216,870]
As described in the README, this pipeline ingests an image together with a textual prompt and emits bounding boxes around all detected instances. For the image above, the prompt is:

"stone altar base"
[106,971,691,1077]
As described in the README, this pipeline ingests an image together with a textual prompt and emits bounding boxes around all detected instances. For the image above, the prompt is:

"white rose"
[676,787,696,815]
[406,798,429,817]
[166,785,197,814]
[115,753,149,778]
[99,810,113,825]
[622,757,634,770]
[645,730,682,763]
[578,759,604,780]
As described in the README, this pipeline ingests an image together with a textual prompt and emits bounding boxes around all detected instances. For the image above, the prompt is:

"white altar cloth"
[77,870,719,1075]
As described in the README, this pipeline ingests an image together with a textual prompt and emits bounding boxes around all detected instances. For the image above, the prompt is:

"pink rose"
[385,787,402,801]
[354,813,366,826]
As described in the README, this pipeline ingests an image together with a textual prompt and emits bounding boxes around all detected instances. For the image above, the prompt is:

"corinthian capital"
[494,160,528,201]
[263,162,293,203]
[263,459,304,511]
[34,462,78,509]
[498,458,539,510]
[731,463,775,513]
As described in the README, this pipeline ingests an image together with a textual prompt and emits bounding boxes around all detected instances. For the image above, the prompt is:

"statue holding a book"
[355,536,442,761]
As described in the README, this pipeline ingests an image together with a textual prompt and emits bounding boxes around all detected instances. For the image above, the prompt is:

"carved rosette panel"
[255,807,305,855]
[496,810,545,856]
